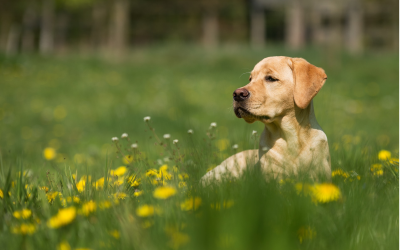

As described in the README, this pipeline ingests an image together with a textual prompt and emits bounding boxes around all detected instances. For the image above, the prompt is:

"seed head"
[210,122,217,128]
[232,144,239,149]
[252,130,258,135]
[112,137,119,142]
[163,134,171,139]
[173,139,178,144]
[262,147,268,151]
[187,129,193,134]
[121,133,128,138]
[131,143,138,148]
[144,116,151,122]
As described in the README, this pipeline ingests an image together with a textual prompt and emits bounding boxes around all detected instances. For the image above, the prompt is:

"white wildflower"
[163,134,170,139]
[131,143,138,148]
[187,129,193,134]
[112,137,118,142]
[173,139,179,144]
[262,147,268,151]
[232,144,238,149]
[163,157,170,162]
[210,122,217,128]
[252,130,258,135]
[144,116,151,122]
[121,133,128,138]
[157,159,163,165]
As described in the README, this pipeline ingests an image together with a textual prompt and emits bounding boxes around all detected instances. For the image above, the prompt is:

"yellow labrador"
[202,56,331,183]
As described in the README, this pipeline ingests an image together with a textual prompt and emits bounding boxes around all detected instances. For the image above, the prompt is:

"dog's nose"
[233,88,250,102]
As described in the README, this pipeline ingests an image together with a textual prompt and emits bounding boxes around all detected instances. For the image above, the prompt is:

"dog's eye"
[265,76,278,82]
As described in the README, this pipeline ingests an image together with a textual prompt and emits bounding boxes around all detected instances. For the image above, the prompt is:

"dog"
[202,56,331,183]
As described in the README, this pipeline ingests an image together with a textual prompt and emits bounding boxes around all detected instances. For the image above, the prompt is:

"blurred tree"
[108,0,130,55]
[39,0,55,54]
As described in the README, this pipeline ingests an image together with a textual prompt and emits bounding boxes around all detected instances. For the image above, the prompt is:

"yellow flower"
[43,147,56,160]
[134,190,143,197]
[12,223,36,235]
[146,169,158,177]
[331,169,345,177]
[136,205,155,217]
[178,181,187,188]
[371,164,383,176]
[298,226,316,243]
[47,207,77,228]
[57,241,71,250]
[165,227,190,249]
[178,173,189,180]
[110,166,127,177]
[180,197,202,211]
[76,179,86,192]
[114,192,127,199]
[109,230,120,239]
[153,186,176,199]
[13,209,32,219]
[99,201,112,209]
[80,201,96,216]
[378,150,391,161]
[40,186,49,193]
[0,189,3,199]
[390,158,399,165]
[123,155,134,164]
[94,177,105,190]
[46,191,60,203]
[210,200,234,210]
[311,183,341,203]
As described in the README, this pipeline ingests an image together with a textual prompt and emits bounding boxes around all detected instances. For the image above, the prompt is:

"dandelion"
[80,201,96,216]
[109,230,120,239]
[173,139,179,144]
[111,137,118,142]
[144,116,151,122]
[43,147,56,160]
[311,183,341,203]
[180,197,202,211]
[252,130,258,135]
[378,150,391,161]
[76,179,86,192]
[47,191,61,203]
[134,190,143,197]
[187,129,193,134]
[298,226,316,243]
[94,177,105,190]
[371,164,383,176]
[121,133,128,138]
[58,241,71,250]
[12,223,36,235]
[13,209,32,219]
[163,134,171,139]
[0,189,3,199]
[47,207,77,228]
[110,166,127,177]
[153,186,176,199]
[114,192,127,199]
[232,144,238,149]
[136,205,155,217]
[210,122,217,128]
[131,143,138,148]
[123,155,134,164]
[99,201,112,209]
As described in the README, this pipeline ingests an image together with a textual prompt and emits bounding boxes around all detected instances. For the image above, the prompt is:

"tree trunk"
[22,7,36,52]
[285,0,305,50]
[39,0,55,54]
[346,1,363,54]
[250,6,265,48]
[6,24,20,55]
[202,10,218,48]
[91,2,107,50]
[108,0,130,55]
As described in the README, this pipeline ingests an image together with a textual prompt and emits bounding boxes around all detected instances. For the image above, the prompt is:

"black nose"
[233,88,250,102]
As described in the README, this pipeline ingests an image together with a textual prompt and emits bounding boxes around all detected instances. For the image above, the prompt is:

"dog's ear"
[291,58,327,109]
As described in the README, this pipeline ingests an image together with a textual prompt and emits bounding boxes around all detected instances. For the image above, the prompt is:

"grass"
[0,45,398,249]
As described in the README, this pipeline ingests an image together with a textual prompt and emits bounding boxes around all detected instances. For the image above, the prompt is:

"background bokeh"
[0,0,398,170]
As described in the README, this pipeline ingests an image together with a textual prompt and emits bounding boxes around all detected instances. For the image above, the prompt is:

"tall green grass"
[0,46,398,249]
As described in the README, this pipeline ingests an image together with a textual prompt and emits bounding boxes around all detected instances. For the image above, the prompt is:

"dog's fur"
[202,56,331,183]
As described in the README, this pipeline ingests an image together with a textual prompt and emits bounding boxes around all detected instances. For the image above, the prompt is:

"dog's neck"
[260,101,319,155]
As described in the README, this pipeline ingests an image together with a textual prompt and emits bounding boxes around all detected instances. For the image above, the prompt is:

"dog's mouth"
[234,107,270,120]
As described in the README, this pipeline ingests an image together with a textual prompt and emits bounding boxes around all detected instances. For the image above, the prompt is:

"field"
[0,46,398,250]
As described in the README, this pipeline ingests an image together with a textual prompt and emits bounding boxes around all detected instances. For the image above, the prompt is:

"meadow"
[0,45,398,250]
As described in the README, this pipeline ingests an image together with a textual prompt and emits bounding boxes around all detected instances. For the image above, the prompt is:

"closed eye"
[265,76,278,82]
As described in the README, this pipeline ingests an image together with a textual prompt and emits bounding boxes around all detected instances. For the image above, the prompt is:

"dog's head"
[233,56,327,124]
